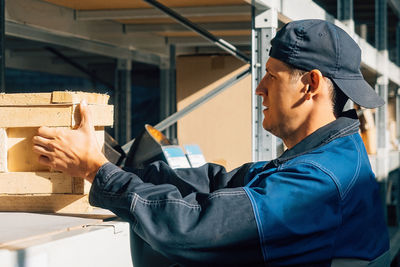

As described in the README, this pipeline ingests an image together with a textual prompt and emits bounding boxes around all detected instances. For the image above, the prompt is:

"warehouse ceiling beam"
[166,36,251,47]
[75,5,249,21]
[124,22,251,33]
[244,0,279,10]
[142,0,251,64]
[5,21,161,66]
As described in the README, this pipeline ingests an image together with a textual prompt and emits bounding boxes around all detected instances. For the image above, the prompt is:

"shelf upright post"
[160,44,177,142]
[251,4,279,162]
[375,0,390,222]
[0,0,4,93]
[115,59,132,145]
[396,88,400,142]
[337,0,354,31]
[397,21,400,66]
[338,0,355,111]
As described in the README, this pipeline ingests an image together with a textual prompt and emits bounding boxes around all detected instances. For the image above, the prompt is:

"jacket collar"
[271,109,360,166]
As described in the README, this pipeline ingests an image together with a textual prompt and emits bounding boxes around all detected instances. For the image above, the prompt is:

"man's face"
[255,57,308,140]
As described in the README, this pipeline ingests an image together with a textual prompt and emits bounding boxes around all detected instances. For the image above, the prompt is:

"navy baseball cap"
[269,19,384,108]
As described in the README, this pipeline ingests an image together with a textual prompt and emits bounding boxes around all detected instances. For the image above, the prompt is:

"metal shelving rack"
[1,0,400,264]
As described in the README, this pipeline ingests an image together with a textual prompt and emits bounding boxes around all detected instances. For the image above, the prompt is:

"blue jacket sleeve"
[89,162,263,266]
[125,161,254,193]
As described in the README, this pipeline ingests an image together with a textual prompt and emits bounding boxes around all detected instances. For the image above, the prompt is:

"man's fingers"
[32,143,53,156]
[32,135,52,148]
[38,155,51,167]
[37,126,57,139]
[38,156,67,173]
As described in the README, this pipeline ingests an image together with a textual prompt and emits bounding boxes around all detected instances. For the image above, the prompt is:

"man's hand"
[32,100,109,182]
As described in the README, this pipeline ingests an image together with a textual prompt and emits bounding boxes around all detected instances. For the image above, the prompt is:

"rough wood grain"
[0,128,7,172]
[52,91,110,104]
[0,105,113,127]
[0,106,72,127]
[0,194,92,213]
[0,91,109,105]
[0,172,91,194]
[7,127,49,172]
[0,93,53,105]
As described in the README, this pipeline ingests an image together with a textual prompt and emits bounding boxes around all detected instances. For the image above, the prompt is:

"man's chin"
[262,123,277,137]
[262,121,270,131]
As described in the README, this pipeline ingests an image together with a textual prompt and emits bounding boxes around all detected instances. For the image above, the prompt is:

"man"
[33,19,389,266]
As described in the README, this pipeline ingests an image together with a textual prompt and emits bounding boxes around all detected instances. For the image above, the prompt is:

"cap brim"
[331,77,385,108]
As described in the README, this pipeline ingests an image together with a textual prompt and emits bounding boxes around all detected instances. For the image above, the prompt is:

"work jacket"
[89,109,389,266]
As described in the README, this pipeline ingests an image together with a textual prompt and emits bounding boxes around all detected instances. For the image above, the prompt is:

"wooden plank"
[0,105,113,127]
[7,127,106,172]
[72,177,92,194]
[0,194,92,213]
[0,128,7,172]
[0,106,72,127]
[51,91,110,105]
[0,92,110,105]
[0,93,52,105]
[0,172,78,194]
[7,127,49,172]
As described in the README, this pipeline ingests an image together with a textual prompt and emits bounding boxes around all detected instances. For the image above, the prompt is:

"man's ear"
[304,69,323,100]
[308,69,323,92]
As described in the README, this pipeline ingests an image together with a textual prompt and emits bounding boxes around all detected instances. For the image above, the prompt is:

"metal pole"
[397,21,400,66]
[396,89,400,141]
[0,0,5,92]
[116,59,132,145]
[337,0,355,36]
[142,0,250,64]
[159,45,176,142]
[337,0,353,21]
[375,0,389,182]
[168,44,177,142]
[375,0,387,51]
[375,0,389,223]
[251,6,279,161]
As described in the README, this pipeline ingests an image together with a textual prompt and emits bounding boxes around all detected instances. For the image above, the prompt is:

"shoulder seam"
[283,160,344,200]
[341,135,361,199]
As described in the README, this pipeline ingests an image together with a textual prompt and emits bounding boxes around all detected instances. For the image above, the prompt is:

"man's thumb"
[78,100,93,130]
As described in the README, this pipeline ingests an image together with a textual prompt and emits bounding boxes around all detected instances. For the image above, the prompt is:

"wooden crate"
[0,91,114,213]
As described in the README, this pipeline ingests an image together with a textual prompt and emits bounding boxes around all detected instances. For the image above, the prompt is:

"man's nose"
[255,76,266,96]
